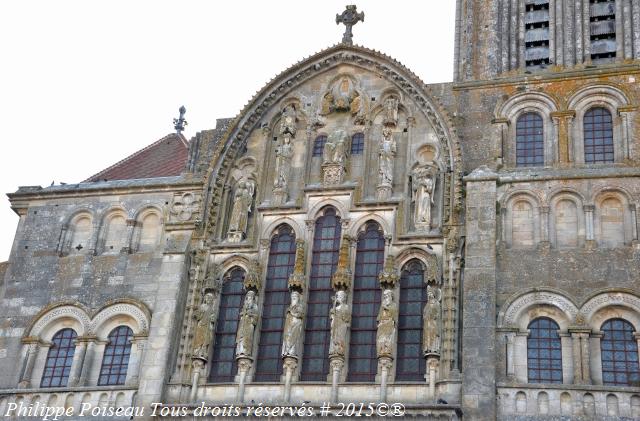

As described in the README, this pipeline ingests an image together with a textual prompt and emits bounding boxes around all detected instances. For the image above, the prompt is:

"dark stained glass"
[313,136,327,157]
[208,267,245,382]
[516,113,544,167]
[601,318,640,386]
[396,260,427,381]
[41,328,77,388]
[347,222,386,382]
[301,207,342,381]
[584,107,614,164]
[254,225,296,381]
[98,326,133,386]
[527,317,562,384]
[351,133,365,155]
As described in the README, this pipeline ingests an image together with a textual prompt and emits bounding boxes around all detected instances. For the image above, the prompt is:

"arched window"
[527,318,562,384]
[584,107,614,164]
[209,267,245,383]
[590,0,617,63]
[301,207,342,381]
[98,326,133,386]
[396,259,427,381]
[347,222,386,382]
[254,225,296,381]
[524,0,550,69]
[69,216,92,255]
[41,329,77,388]
[601,319,640,386]
[516,113,544,167]
[312,135,327,157]
[137,213,162,252]
[351,133,364,155]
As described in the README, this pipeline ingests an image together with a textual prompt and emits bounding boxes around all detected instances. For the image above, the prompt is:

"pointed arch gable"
[202,44,463,237]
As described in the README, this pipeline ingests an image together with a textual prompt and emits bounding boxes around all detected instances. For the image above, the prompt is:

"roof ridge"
[83,132,187,182]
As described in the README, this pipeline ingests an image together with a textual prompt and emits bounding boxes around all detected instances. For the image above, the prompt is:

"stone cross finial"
[336,5,364,45]
[174,105,188,134]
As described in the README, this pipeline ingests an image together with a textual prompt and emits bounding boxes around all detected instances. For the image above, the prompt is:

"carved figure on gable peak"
[377,127,397,197]
[227,178,256,243]
[320,76,362,117]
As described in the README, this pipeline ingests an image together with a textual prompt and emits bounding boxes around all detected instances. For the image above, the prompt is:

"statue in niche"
[376,289,398,358]
[411,163,437,230]
[378,127,397,187]
[423,285,442,355]
[235,290,259,358]
[279,104,297,138]
[383,96,399,127]
[323,129,349,165]
[282,290,305,358]
[274,135,293,190]
[227,179,255,240]
[320,77,361,116]
[329,290,351,357]
[191,292,218,360]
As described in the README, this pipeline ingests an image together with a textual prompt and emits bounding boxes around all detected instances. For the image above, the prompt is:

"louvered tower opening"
[590,0,617,63]
[525,0,551,70]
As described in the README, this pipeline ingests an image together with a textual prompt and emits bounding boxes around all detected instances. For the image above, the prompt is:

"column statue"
[191,292,217,360]
[282,290,305,358]
[376,289,398,358]
[235,290,259,358]
[411,164,436,230]
[378,127,397,187]
[329,290,351,357]
[227,179,255,241]
[423,285,442,355]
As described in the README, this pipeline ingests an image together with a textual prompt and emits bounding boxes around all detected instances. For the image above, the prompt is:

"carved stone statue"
[227,179,255,241]
[274,135,293,190]
[423,286,442,355]
[411,164,437,230]
[383,96,399,127]
[329,290,351,357]
[378,127,397,187]
[279,104,297,138]
[282,290,305,358]
[321,77,361,116]
[376,289,398,358]
[192,292,217,360]
[236,290,259,358]
[323,129,349,165]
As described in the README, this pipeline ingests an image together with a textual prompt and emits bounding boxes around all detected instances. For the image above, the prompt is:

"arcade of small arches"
[16,300,150,391]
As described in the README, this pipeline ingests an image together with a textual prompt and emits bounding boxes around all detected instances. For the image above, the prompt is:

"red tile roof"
[85,133,189,182]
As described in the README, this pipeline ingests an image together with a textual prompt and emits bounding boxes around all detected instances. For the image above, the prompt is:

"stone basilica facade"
[1,2,640,420]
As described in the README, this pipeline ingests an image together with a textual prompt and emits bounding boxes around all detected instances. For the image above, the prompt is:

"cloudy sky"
[0,1,456,260]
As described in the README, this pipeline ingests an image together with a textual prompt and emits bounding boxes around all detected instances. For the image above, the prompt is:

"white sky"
[0,1,456,261]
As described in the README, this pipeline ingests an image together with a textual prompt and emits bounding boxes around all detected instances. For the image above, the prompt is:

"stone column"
[504,332,516,381]
[329,357,344,403]
[123,219,138,253]
[78,337,97,386]
[67,338,88,387]
[282,357,297,402]
[618,107,637,160]
[539,206,550,247]
[56,224,69,256]
[569,328,592,385]
[125,335,146,386]
[18,338,40,388]
[629,204,638,245]
[584,205,596,249]
[236,358,252,403]
[551,111,575,165]
[378,357,393,403]
[491,118,509,165]
[426,355,440,402]
[462,166,498,421]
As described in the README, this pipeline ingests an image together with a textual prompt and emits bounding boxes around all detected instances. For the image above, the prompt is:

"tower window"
[590,0,617,63]
[312,136,327,157]
[516,113,544,167]
[584,107,614,163]
[527,318,563,384]
[350,133,364,155]
[524,0,551,69]
[601,319,640,386]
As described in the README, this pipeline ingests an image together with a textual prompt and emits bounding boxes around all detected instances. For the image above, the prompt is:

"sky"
[0,1,456,261]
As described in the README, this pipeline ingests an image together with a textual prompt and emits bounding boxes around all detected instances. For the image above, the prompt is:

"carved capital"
[378,254,399,289]
[244,259,262,291]
[332,235,354,290]
[288,240,306,291]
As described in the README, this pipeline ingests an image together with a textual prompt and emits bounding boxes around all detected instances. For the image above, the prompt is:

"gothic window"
[98,326,133,386]
[516,113,544,167]
[584,107,614,164]
[301,208,341,381]
[524,0,550,69]
[590,0,617,63]
[600,319,640,386]
[347,222,386,382]
[527,317,562,384]
[350,133,364,155]
[209,267,245,383]
[254,225,296,381]
[69,215,92,255]
[312,135,327,157]
[41,329,77,388]
[396,260,427,381]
